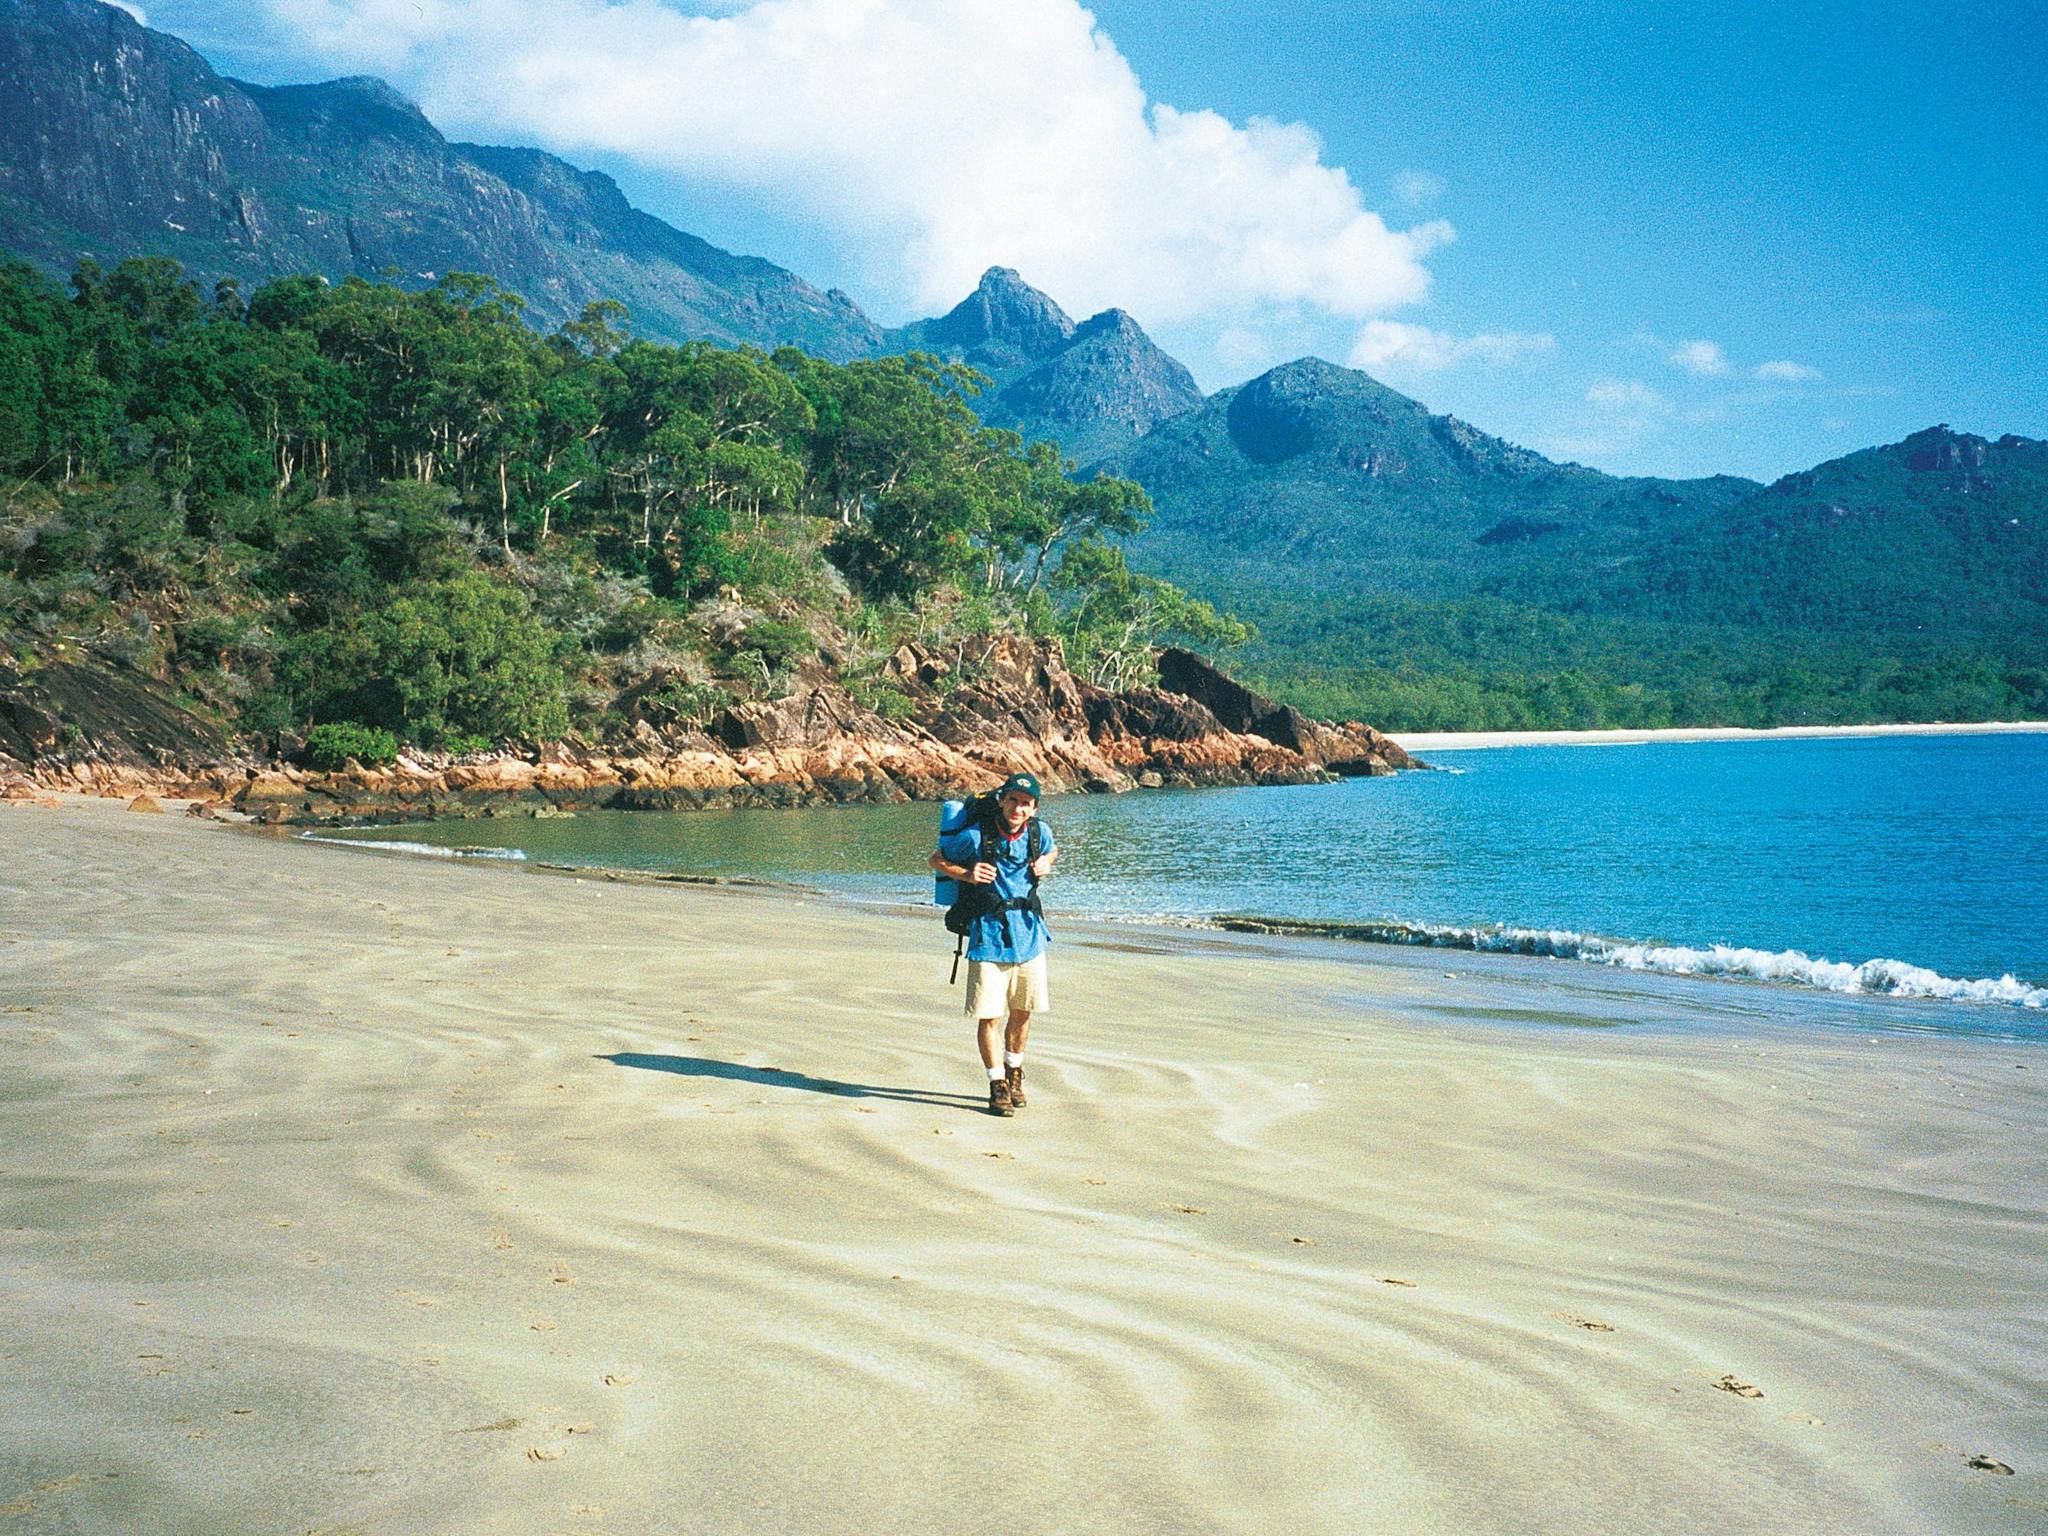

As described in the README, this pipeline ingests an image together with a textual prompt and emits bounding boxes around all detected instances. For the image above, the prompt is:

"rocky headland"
[0,640,1418,826]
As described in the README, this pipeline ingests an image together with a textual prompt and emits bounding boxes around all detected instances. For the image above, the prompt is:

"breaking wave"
[1212,916,2048,1009]
[301,833,528,862]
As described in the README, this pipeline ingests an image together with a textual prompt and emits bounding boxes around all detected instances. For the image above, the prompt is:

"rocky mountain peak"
[239,74,443,147]
[922,265,1076,361]
[1073,306,1145,342]
[1223,358,1425,465]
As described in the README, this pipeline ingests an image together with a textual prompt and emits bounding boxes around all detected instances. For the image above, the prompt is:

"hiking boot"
[1006,1065,1027,1108]
[989,1078,1016,1117]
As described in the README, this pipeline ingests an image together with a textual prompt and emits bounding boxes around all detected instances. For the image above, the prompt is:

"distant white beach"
[1392,720,2048,752]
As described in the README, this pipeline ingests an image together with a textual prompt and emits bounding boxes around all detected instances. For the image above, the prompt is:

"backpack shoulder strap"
[975,796,1004,851]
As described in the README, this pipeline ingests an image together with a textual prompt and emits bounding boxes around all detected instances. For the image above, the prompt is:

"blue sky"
[143,0,2045,482]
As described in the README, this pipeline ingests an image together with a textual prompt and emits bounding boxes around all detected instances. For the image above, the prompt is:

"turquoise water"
[320,732,2048,1015]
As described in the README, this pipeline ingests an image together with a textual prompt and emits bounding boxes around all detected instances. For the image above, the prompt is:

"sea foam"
[1215,916,2048,1008]
[300,833,528,862]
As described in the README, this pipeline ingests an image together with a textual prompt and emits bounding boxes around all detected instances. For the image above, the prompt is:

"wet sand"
[2,796,2044,1533]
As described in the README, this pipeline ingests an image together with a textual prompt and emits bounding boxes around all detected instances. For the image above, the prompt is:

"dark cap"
[998,771,1042,802]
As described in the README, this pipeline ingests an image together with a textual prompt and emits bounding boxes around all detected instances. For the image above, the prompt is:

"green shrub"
[305,722,399,770]
[295,570,570,747]
[644,676,730,727]
[737,616,812,668]
[847,673,917,721]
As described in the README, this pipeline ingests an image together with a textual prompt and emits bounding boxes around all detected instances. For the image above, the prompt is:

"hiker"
[929,772,1058,1117]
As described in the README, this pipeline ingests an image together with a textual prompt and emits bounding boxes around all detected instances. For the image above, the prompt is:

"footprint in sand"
[1712,1374,1764,1399]
[1167,1204,1207,1215]
[455,1417,521,1434]
[525,1445,562,1463]
[1558,1312,1615,1332]
[1083,1177,1107,1186]
[1966,1454,2015,1475]
[1379,1277,1416,1288]
[1289,1236,1317,1247]
[601,1372,636,1387]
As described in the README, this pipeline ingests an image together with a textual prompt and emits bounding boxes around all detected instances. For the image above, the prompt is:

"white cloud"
[102,0,148,21]
[1755,359,1821,382]
[1214,326,1279,375]
[243,0,1456,325]
[1586,379,1669,413]
[1393,169,1445,207]
[1668,339,1730,376]
[1348,320,1556,373]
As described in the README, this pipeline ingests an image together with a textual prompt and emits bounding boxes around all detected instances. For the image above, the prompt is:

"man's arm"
[932,833,996,885]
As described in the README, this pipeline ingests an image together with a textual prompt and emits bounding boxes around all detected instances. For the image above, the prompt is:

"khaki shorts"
[964,952,1051,1019]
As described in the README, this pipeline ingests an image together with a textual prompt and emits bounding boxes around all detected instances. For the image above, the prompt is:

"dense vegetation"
[1226,592,2046,731]
[0,256,1245,753]
[1114,361,2048,728]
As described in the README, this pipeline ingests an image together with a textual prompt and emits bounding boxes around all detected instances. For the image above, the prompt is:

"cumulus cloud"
[241,0,1455,327]
[1393,169,1445,207]
[1348,320,1556,373]
[1668,339,1730,377]
[1586,379,1669,413]
[1214,326,1280,375]
[1755,359,1821,382]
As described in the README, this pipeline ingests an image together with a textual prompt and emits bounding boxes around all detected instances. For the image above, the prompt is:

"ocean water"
[318,732,2048,1020]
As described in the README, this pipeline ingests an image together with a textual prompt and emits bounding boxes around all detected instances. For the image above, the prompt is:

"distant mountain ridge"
[1110,354,1762,605]
[891,267,1204,465]
[0,0,1197,461]
[0,0,883,357]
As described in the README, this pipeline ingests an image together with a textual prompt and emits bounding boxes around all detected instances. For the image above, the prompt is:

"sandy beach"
[1391,721,2048,752]
[2,797,2044,1534]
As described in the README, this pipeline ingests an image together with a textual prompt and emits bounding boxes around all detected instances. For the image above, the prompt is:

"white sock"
[988,1065,1006,1082]
[1004,1052,1023,1069]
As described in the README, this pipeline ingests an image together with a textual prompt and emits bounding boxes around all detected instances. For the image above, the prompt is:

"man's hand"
[968,861,997,885]
[1029,851,1056,880]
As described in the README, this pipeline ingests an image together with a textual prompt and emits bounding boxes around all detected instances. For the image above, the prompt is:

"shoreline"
[1391,720,2048,751]
[299,812,2048,1023]
[4,795,2044,1531]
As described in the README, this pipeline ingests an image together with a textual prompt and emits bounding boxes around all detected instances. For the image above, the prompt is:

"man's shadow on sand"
[597,1053,985,1110]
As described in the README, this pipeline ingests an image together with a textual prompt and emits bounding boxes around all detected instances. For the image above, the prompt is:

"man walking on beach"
[930,772,1058,1117]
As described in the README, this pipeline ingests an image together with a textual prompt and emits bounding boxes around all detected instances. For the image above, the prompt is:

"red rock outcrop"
[0,637,1419,824]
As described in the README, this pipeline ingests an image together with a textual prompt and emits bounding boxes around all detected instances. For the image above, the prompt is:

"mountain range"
[0,0,1192,464]
[3,0,2043,725]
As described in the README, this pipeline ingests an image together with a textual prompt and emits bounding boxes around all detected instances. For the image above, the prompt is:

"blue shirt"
[940,818,1054,963]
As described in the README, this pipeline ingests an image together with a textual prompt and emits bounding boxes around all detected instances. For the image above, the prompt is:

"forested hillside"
[0,257,1244,761]
[1112,359,2048,728]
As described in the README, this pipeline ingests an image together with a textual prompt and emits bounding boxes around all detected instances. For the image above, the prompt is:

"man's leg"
[976,1013,1014,1116]
[1004,1008,1031,1107]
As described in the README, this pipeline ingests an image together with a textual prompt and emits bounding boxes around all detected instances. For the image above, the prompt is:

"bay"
[320,732,2048,1018]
